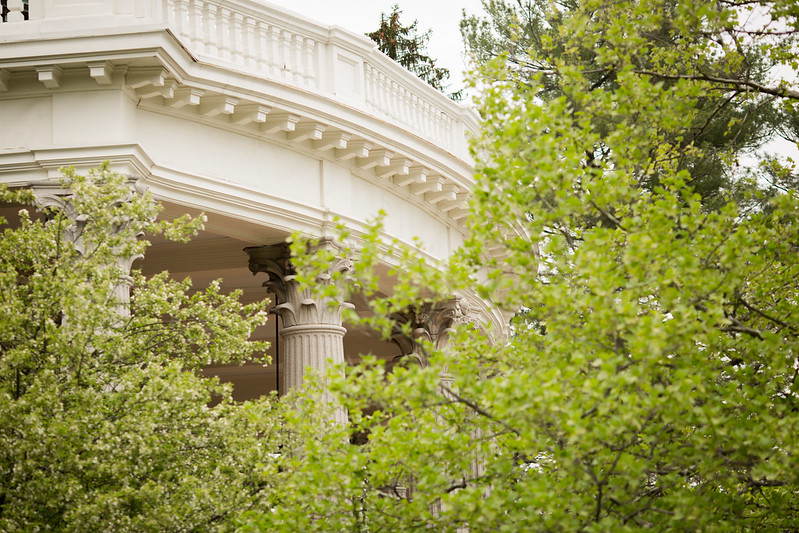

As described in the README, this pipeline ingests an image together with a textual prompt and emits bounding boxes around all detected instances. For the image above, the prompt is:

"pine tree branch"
[634,69,799,100]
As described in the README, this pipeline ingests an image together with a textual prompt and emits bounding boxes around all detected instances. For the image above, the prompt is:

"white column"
[281,323,345,393]
[245,239,352,424]
[390,297,475,505]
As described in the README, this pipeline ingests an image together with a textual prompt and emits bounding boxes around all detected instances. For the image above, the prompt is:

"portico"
[0,0,505,400]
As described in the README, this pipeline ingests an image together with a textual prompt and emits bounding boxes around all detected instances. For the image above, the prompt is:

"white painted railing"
[166,0,322,89]
[364,63,459,151]
[160,0,471,152]
[0,0,475,159]
[1,0,28,22]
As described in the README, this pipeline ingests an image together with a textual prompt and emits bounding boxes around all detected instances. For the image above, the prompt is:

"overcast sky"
[264,0,487,92]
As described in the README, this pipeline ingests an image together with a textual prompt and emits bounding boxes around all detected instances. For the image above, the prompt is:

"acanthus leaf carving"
[244,238,354,328]
[391,297,473,367]
[28,178,149,317]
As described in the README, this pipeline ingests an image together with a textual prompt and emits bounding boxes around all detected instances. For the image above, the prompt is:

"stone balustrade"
[0,0,474,160]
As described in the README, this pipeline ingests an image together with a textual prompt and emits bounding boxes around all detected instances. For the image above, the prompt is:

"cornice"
[0,24,475,226]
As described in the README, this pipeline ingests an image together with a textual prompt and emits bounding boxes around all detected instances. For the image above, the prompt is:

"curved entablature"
[0,0,477,175]
[0,0,479,262]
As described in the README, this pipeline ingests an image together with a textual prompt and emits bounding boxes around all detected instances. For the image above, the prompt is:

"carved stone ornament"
[28,179,147,317]
[390,297,472,367]
[245,239,354,413]
[244,238,354,328]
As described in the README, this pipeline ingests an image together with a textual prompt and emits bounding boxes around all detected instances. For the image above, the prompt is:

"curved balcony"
[0,0,477,252]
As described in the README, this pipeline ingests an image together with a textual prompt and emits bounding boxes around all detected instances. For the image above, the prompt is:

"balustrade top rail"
[0,0,477,160]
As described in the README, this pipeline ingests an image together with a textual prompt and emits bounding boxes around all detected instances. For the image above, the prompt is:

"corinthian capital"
[244,242,294,304]
[27,177,147,317]
[244,238,354,328]
[391,297,473,366]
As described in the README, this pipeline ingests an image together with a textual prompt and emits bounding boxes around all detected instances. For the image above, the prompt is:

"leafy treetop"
[239,0,799,530]
[0,165,286,531]
[460,0,797,207]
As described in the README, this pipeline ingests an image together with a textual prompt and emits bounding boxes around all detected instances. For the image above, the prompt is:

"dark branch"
[634,69,799,100]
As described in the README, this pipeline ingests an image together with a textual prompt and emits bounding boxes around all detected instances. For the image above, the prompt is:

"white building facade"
[0,0,499,400]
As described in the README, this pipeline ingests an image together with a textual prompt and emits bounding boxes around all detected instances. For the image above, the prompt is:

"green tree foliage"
[0,166,283,531]
[461,0,791,207]
[241,0,799,530]
[368,4,458,98]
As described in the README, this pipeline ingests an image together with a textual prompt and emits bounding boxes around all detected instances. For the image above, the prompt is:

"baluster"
[374,67,383,109]
[281,30,292,79]
[287,32,297,82]
[419,97,427,134]
[295,34,305,85]
[231,12,243,65]
[181,0,192,42]
[273,28,283,77]
[390,83,398,120]
[369,67,379,109]
[164,0,173,27]
[444,114,454,150]
[364,65,374,108]
[406,91,414,130]
[202,2,216,57]
[411,93,421,131]
[381,75,390,116]
[380,72,393,115]
[287,31,295,78]
[243,16,255,68]
[422,99,430,136]
[217,6,230,61]
[261,22,275,77]
[180,0,190,46]
[189,0,202,52]
[390,80,398,119]
[371,67,381,109]
[430,107,438,141]
[422,101,432,139]
[401,85,410,126]
[268,25,280,77]
[292,33,302,84]
[155,0,169,24]
[424,100,432,136]
[373,70,383,111]
[302,37,315,88]
[404,87,412,126]
[253,20,266,74]
[276,29,286,76]
[396,84,405,124]
[170,0,184,38]
[409,90,417,130]
[184,0,193,43]
[403,85,411,122]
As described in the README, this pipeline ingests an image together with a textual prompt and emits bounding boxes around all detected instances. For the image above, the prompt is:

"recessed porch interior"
[138,203,402,401]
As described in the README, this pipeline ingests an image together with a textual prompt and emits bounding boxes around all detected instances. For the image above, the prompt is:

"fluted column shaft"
[281,323,346,407]
[246,240,352,424]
